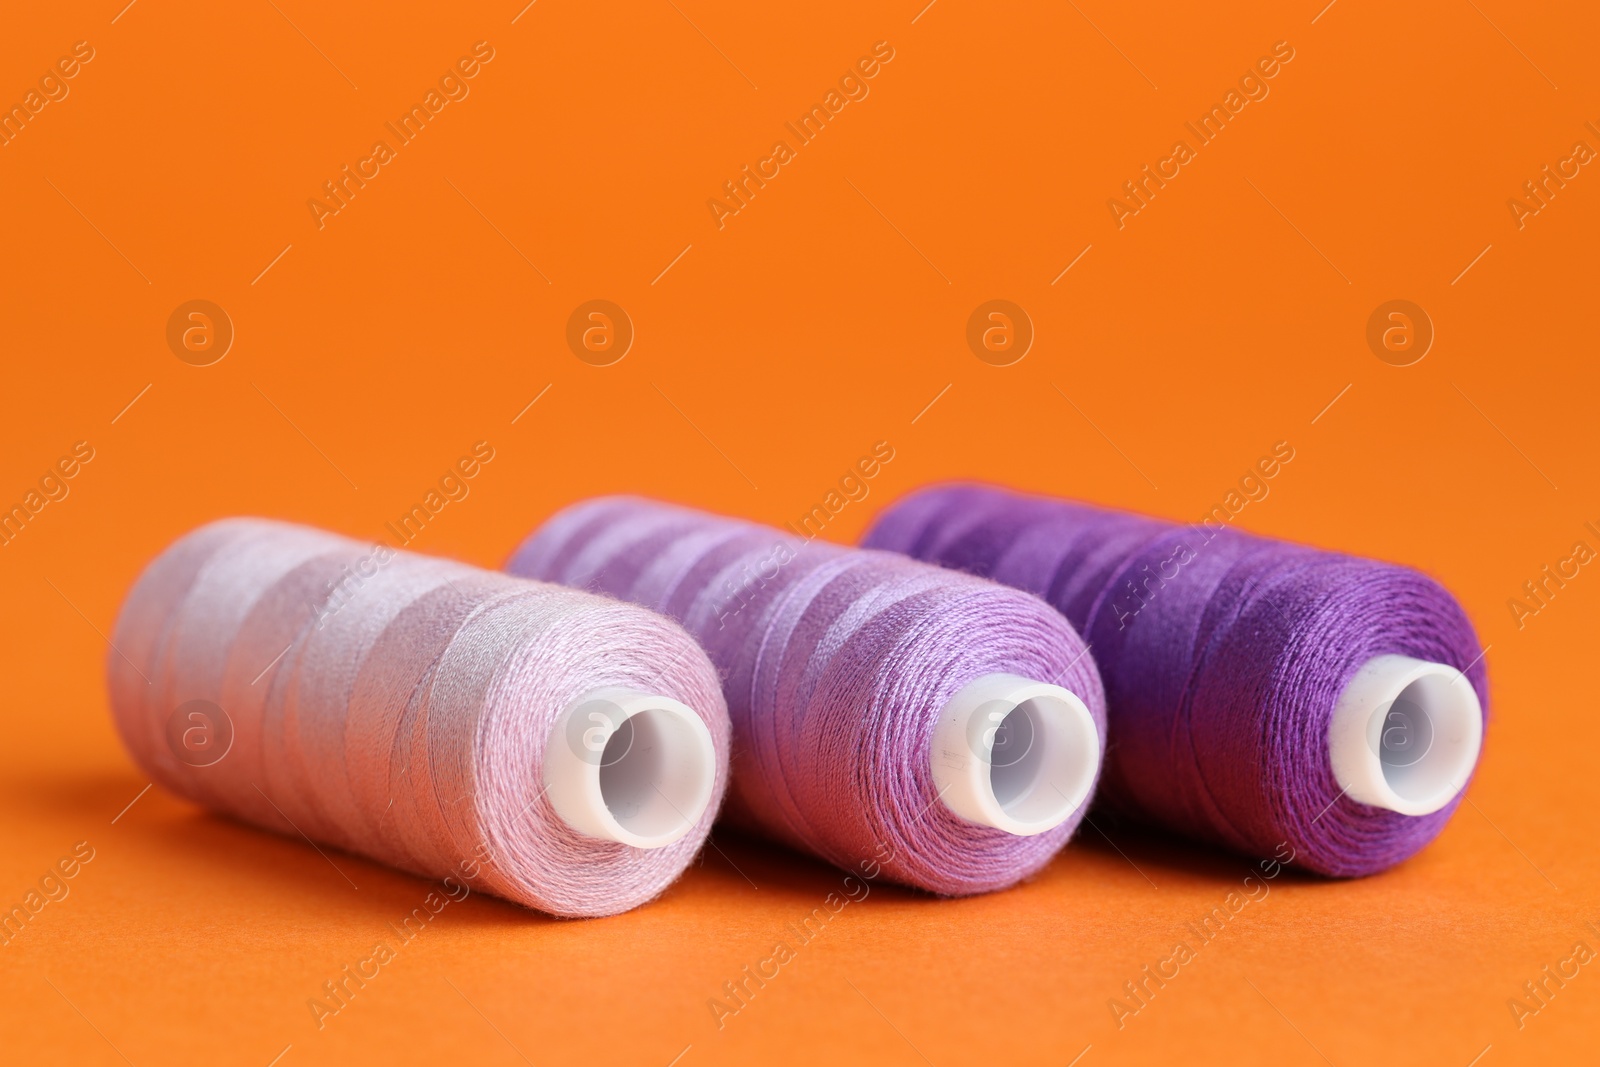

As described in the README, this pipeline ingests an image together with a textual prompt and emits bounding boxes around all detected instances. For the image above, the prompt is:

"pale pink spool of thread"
[106,518,731,918]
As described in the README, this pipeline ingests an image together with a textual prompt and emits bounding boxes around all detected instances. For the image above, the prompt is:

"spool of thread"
[863,485,1488,877]
[107,518,730,918]
[505,497,1106,896]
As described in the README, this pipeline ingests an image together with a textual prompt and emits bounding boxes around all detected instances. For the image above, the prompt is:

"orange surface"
[1,2,1596,1063]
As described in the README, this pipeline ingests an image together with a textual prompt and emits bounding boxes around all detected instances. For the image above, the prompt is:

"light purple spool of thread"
[107,518,731,918]
[862,485,1489,877]
[505,497,1108,897]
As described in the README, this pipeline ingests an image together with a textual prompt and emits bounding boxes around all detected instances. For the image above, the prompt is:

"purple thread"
[862,485,1489,877]
[506,497,1107,896]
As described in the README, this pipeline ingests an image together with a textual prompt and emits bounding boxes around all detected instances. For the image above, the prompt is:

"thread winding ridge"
[863,485,1489,877]
[107,518,731,917]
[507,497,1107,896]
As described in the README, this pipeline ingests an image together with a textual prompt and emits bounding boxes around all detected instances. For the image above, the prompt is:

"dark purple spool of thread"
[862,485,1488,876]
[506,496,1108,896]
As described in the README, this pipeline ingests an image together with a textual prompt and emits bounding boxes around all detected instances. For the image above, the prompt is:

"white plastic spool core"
[1327,654,1483,817]
[930,672,1101,836]
[544,687,717,848]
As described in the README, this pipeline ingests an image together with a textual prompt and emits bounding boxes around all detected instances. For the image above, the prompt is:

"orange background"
[2,1,1596,1063]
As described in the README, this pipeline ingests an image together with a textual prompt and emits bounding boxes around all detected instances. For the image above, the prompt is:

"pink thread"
[107,518,731,918]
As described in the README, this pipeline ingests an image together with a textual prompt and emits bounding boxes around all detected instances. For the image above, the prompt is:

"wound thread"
[506,496,1106,896]
[107,518,730,917]
[863,484,1489,877]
